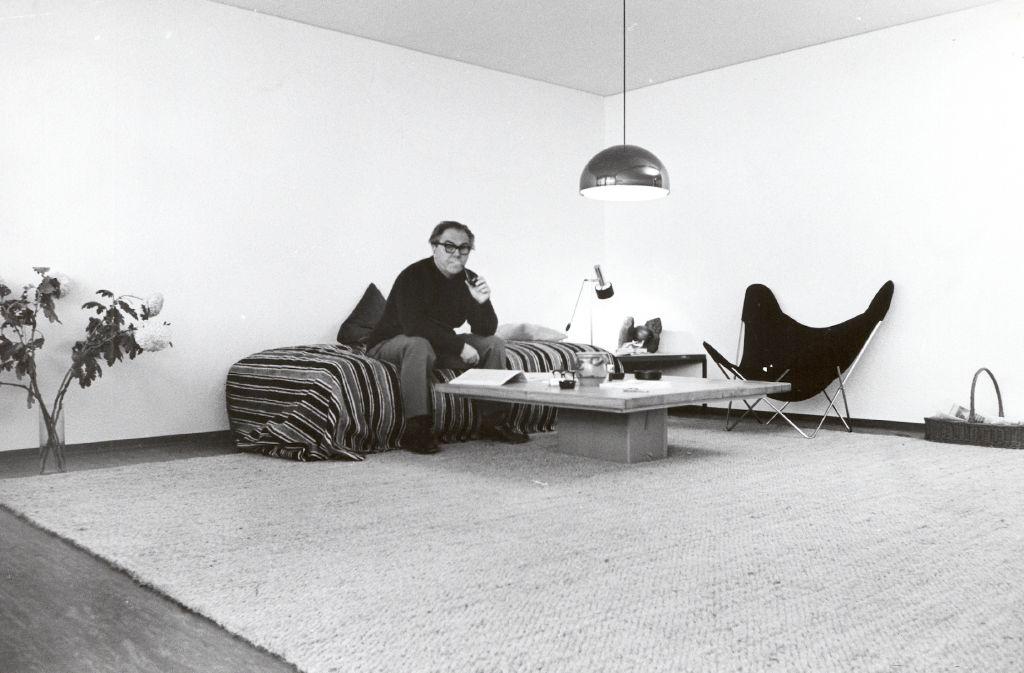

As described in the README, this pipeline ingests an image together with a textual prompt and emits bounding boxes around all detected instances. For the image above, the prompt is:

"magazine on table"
[447,369,528,386]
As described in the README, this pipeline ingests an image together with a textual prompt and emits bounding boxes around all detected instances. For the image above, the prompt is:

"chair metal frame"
[714,321,884,439]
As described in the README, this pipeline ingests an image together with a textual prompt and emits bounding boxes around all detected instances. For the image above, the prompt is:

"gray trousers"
[368,333,508,420]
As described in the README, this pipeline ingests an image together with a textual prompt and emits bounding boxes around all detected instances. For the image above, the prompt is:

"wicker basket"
[924,367,1024,449]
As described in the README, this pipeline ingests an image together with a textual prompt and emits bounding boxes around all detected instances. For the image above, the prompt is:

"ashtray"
[559,380,577,389]
[607,372,625,381]
[634,370,663,381]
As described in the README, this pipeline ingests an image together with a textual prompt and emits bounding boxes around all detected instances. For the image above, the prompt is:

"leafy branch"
[0,268,170,473]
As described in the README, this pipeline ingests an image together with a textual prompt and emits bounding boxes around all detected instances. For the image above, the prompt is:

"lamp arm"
[564,278,593,332]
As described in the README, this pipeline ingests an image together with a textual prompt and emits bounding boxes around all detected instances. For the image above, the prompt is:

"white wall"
[0,0,605,451]
[6,2,1018,451]
[601,1,1024,423]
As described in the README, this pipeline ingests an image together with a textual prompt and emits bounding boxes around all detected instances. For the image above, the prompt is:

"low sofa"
[225,340,615,461]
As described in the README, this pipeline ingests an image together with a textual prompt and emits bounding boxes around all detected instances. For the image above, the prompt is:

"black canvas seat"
[703,281,894,437]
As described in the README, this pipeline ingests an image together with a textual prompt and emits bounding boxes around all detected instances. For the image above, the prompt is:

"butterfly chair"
[703,280,894,438]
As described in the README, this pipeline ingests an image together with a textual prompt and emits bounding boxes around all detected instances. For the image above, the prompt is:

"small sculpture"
[617,317,662,354]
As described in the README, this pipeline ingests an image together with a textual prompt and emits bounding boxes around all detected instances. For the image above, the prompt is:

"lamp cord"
[622,0,627,145]
[565,278,591,332]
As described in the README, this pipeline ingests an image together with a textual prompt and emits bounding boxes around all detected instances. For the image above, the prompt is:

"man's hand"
[460,343,480,366]
[466,276,491,304]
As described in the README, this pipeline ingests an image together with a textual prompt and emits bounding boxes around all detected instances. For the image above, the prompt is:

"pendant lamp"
[579,0,669,201]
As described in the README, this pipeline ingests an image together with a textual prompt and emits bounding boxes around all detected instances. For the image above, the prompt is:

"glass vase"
[38,406,67,474]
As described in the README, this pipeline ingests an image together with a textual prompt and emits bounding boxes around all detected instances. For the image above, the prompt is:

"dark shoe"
[479,422,529,444]
[401,416,440,454]
[403,431,440,454]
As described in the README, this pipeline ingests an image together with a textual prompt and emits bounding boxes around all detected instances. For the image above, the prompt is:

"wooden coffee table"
[435,374,790,464]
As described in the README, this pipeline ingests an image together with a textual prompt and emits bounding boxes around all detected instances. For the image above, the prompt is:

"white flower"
[133,322,172,352]
[144,292,164,318]
[51,272,71,298]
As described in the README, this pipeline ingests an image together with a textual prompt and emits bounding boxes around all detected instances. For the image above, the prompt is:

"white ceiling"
[208,0,995,96]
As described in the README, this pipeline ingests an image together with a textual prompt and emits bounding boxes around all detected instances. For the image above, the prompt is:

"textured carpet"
[1,419,1022,673]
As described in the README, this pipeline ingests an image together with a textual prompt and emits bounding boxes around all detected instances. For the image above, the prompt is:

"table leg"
[702,357,708,407]
[554,408,668,463]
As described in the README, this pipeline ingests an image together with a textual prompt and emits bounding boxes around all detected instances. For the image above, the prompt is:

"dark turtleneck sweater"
[368,257,498,357]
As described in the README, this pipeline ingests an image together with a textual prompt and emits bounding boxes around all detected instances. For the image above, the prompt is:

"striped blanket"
[225,341,617,461]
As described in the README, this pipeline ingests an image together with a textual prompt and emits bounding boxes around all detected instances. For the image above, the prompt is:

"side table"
[616,353,708,410]
[616,352,707,378]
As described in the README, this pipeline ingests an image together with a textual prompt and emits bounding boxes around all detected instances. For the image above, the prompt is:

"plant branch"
[29,290,40,347]
[3,274,165,474]
[28,374,54,473]
[80,326,135,355]
[52,368,75,414]
[10,318,28,347]
[28,374,47,419]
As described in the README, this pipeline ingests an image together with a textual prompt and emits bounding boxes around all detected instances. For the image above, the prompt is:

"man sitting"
[367,221,529,453]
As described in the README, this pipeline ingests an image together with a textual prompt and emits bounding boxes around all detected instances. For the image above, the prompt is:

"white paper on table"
[447,369,528,386]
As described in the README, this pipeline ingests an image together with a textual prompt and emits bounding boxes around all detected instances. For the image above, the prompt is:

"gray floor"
[0,432,237,480]
[0,435,299,673]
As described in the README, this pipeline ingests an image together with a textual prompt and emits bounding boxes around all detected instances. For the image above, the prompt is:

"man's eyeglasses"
[435,241,474,256]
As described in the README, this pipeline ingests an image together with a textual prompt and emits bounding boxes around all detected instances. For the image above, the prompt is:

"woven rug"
[2,419,1022,673]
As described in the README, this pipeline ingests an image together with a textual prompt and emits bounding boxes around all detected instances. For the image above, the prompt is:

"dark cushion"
[337,283,386,346]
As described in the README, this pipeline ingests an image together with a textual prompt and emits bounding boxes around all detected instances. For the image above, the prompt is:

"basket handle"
[969,367,1005,422]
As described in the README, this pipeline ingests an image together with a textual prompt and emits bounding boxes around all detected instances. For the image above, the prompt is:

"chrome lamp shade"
[579,144,670,201]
